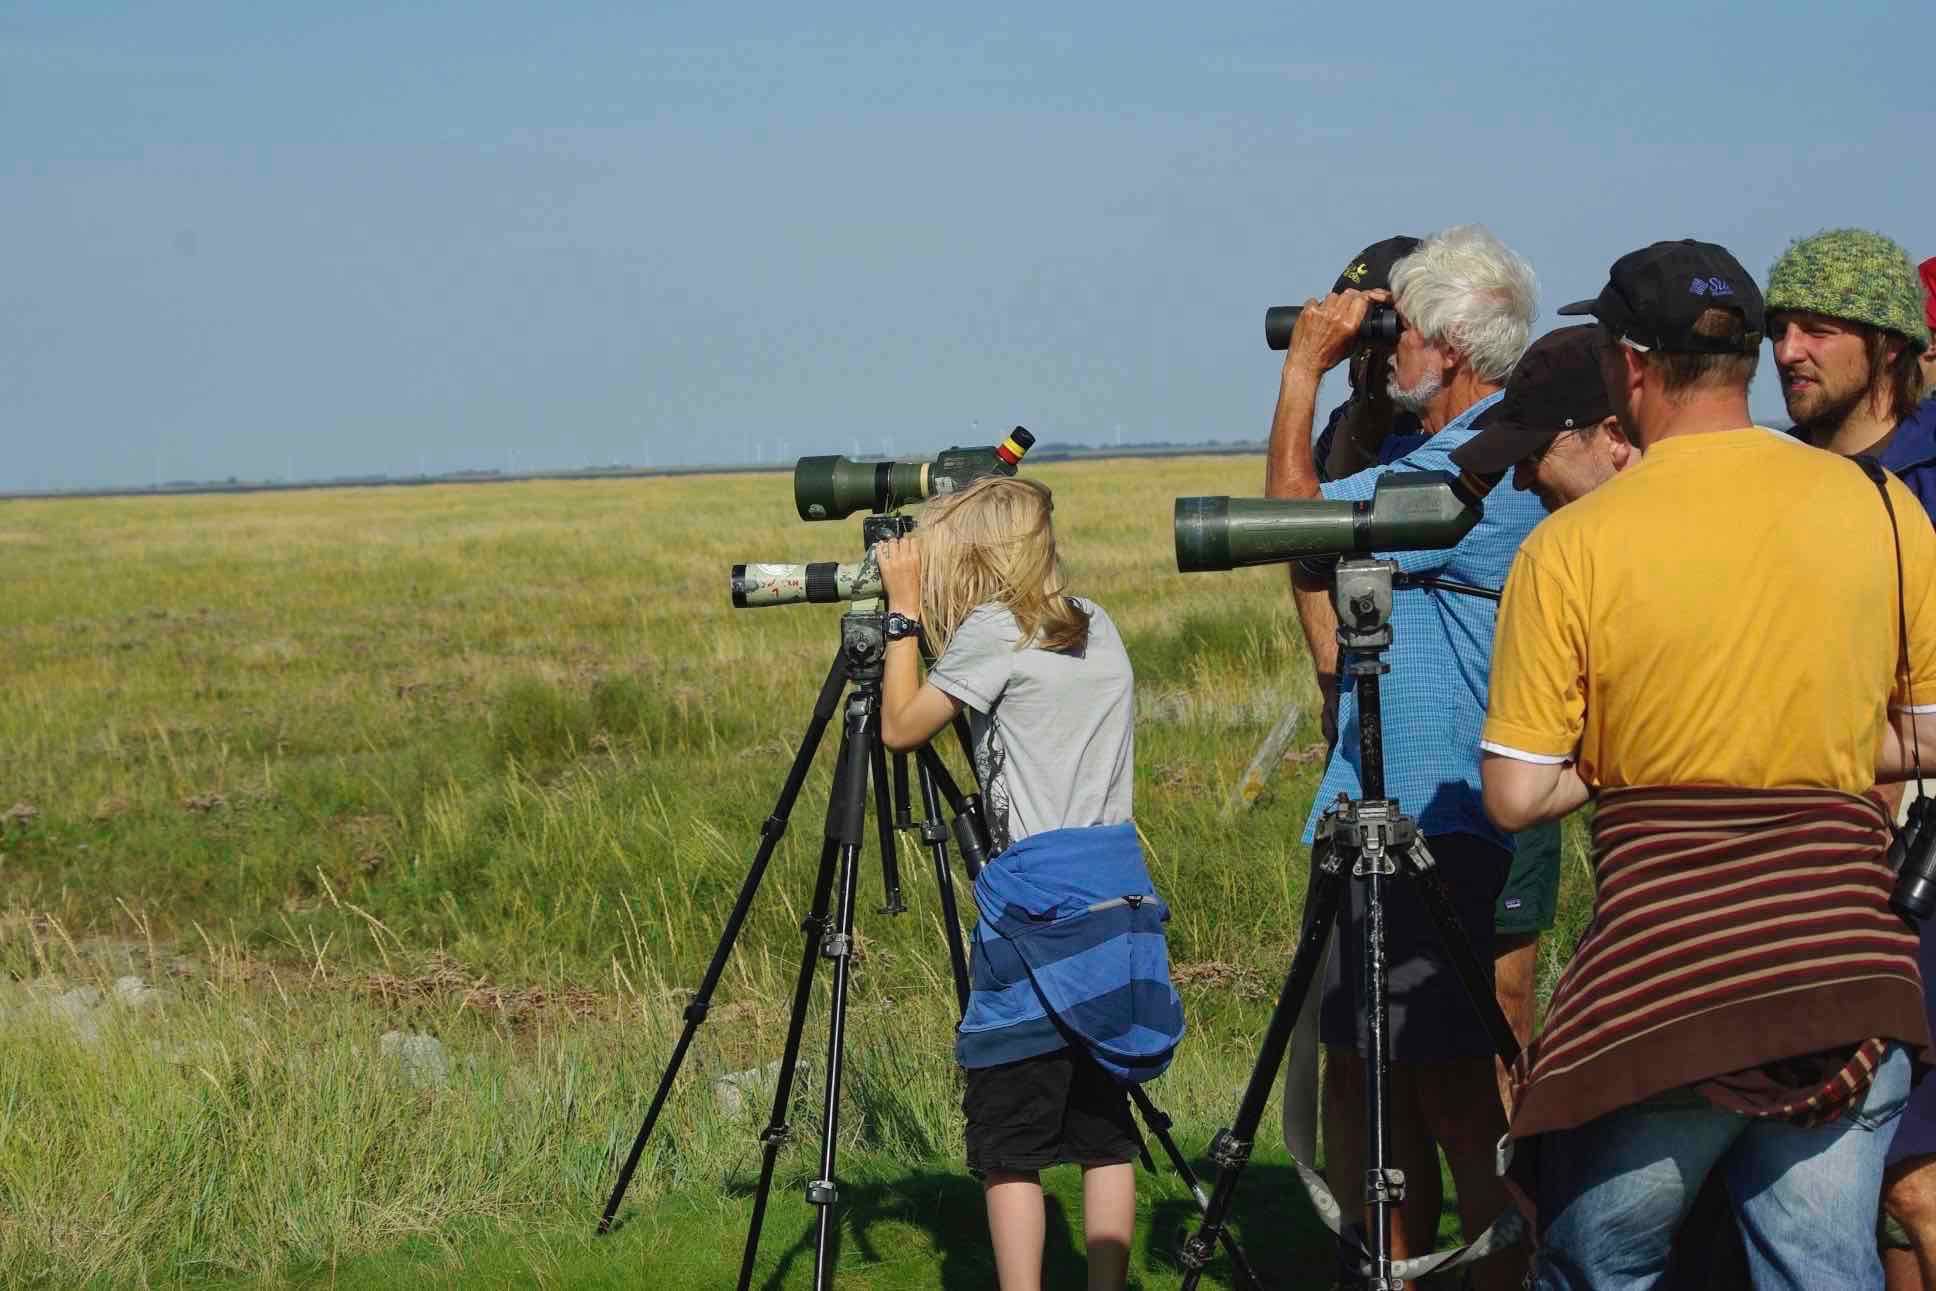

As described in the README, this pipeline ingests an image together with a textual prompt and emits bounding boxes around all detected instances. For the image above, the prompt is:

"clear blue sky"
[3,2,1931,490]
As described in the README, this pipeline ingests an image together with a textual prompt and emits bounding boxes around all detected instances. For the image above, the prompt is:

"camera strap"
[1853,455,1926,798]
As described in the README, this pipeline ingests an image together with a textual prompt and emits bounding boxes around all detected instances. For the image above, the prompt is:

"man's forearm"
[1266,363,1324,500]
[1292,569,1341,740]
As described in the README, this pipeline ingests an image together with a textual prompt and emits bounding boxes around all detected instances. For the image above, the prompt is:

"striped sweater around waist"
[957,822,1184,1083]
[1509,785,1929,1139]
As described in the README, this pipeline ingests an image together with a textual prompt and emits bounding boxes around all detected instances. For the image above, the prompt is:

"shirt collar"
[1423,390,1506,451]
[1880,400,1936,473]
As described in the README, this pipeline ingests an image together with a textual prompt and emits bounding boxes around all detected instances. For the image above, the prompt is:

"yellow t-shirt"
[1483,427,1936,792]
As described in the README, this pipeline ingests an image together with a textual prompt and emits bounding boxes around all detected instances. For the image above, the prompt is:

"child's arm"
[876,535,962,751]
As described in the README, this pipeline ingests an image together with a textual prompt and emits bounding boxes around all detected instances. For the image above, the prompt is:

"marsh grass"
[0,463,1590,1287]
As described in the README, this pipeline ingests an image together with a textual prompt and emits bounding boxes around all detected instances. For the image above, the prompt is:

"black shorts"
[1317,831,1512,1062]
[1496,819,1563,936]
[962,1047,1143,1178]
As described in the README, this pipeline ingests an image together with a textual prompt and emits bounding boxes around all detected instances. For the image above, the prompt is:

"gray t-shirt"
[927,597,1134,854]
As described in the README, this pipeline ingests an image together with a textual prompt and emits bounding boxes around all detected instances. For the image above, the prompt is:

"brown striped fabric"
[1692,1035,1891,1125]
[1508,785,1929,1139]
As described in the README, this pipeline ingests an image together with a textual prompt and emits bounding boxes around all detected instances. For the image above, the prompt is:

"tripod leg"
[948,710,977,772]
[1363,866,1401,1289]
[1178,841,1350,1290]
[733,735,856,1289]
[912,752,972,1012]
[869,738,907,914]
[891,750,913,830]
[598,647,847,1235]
[915,744,990,880]
[1404,839,1522,1067]
[808,693,876,1290]
[1127,1086,1264,1290]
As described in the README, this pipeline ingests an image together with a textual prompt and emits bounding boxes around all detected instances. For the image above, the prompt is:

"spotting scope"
[1174,471,1486,572]
[731,558,882,610]
[794,428,1036,521]
[1263,304,1403,351]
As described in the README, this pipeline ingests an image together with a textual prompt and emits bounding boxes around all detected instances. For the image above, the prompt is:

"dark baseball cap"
[1333,235,1423,295]
[1450,326,1614,475]
[1557,240,1764,354]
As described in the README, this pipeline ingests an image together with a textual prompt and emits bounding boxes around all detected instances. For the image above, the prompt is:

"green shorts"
[1495,820,1563,936]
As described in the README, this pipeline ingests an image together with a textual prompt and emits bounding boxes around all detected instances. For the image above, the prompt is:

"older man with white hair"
[1265,224,1544,1290]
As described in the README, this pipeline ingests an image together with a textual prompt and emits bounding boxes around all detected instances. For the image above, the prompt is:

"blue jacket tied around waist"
[956,822,1185,1083]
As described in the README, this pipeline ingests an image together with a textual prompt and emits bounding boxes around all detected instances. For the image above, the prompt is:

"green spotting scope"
[730,559,881,610]
[1174,471,1486,572]
[794,427,1036,521]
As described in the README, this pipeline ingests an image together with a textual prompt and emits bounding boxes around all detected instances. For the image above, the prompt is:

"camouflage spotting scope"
[732,427,1037,608]
[732,558,883,609]
[1174,471,1486,571]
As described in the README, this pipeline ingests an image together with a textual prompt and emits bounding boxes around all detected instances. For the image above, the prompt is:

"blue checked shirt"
[1300,391,1548,848]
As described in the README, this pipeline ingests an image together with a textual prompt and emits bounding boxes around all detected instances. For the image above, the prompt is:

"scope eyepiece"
[1264,305,1403,352]
[794,428,1036,521]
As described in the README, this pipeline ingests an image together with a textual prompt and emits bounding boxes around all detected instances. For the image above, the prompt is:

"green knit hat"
[1765,228,1932,348]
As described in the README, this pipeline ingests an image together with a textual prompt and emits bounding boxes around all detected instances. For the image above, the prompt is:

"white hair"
[1389,225,1538,385]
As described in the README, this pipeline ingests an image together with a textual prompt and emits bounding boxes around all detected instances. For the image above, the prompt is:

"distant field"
[0,462,1590,1288]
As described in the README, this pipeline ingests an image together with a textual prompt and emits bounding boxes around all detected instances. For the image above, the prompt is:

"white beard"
[1388,366,1442,414]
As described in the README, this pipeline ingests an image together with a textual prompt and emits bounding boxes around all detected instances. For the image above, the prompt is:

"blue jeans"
[1532,1045,1911,1291]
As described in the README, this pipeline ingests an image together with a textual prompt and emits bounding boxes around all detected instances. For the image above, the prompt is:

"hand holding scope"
[732,427,1038,608]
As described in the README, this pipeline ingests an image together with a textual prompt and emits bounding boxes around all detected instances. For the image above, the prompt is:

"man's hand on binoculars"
[1285,288,1391,379]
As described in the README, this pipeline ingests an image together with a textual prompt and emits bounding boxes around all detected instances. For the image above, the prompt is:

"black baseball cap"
[1450,326,1614,475]
[1333,235,1423,295]
[1557,239,1764,354]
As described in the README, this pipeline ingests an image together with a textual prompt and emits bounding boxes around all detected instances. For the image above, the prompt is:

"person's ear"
[1603,343,1645,417]
[1600,416,1636,469]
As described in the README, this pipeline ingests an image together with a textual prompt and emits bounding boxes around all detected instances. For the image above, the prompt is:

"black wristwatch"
[883,612,923,641]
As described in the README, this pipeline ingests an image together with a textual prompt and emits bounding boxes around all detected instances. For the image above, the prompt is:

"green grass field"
[0,461,1591,1288]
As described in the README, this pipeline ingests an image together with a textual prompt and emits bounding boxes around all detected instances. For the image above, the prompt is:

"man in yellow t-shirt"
[1480,239,1936,1291]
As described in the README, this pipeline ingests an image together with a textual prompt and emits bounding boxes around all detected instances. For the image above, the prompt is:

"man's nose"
[1772,323,1806,366]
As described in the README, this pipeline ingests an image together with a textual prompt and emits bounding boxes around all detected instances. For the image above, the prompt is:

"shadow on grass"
[222,1160,1339,1289]
[739,1162,1334,1290]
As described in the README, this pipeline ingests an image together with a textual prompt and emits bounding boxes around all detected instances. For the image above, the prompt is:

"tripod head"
[1332,559,1396,656]
[822,516,913,685]
[1329,557,1502,655]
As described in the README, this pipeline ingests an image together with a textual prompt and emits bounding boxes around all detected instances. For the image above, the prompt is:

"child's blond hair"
[916,475,1089,656]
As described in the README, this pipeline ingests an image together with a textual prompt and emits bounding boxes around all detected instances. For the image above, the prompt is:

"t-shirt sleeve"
[1481,542,1588,760]
[1889,475,1936,711]
[927,606,1021,712]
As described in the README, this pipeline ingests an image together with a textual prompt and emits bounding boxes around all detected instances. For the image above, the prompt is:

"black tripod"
[1177,558,1526,1290]
[599,514,1258,1291]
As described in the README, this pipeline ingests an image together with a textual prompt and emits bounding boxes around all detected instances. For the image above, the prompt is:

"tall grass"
[0,463,1590,1287]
